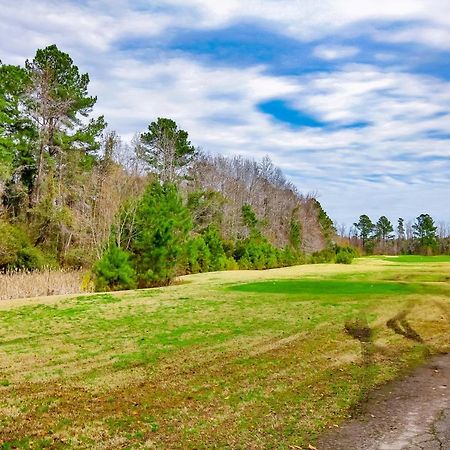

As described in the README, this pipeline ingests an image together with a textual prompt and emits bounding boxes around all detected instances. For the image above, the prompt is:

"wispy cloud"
[313,45,359,60]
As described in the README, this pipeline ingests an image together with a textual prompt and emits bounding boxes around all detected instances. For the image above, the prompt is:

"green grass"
[382,255,450,263]
[0,259,449,448]
[229,279,417,296]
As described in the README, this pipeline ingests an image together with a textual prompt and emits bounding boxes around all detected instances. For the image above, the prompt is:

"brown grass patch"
[0,269,91,301]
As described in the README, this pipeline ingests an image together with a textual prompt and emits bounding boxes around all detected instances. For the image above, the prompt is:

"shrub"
[238,256,252,270]
[335,245,358,264]
[225,257,239,270]
[62,247,94,269]
[280,246,304,267]
[16,245,50,270]
[93,244,136,291]
[0,221,49,270]
[335,250,354,264]
[310,245,358,265]
[234,237,281,270]
[310,247,335,264]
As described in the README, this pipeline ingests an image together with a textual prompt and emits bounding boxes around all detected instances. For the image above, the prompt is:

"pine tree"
[375,216,394,252]
[354,214,375,253]
[139,118,197,183]
[289,206,302,251]
[412,214,438,254]
[397,218,405,240]
[24,44,105,205]
[203,225,227,271]
[131,181,192,287]
[0,63,35,208]
[93,244,136,291]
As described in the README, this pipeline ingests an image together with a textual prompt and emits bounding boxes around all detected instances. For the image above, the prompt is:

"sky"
[1,0,450,227]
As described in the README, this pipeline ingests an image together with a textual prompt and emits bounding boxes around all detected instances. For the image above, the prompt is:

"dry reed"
[0,268,92,301]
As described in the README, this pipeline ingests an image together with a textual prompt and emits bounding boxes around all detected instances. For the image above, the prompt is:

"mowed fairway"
[0,258,449,449]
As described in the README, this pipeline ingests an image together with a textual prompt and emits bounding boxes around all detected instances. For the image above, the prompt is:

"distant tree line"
[337,214,449,255]
[1,45,336,290]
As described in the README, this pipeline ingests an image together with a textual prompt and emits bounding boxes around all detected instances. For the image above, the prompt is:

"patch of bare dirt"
[318,353,450,450]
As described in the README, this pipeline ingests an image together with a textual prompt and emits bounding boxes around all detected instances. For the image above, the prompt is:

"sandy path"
[318,353,450,450]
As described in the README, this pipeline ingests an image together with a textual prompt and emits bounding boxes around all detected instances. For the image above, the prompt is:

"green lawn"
[229,279,417,296]
[0,259,449,449]
[383,255,450,263]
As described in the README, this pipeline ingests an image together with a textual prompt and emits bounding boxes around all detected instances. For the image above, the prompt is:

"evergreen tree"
[312,199,335,245]
[375,216,394,241]
[397,218,405,240]
[203,225,227,271]
[234,204,280,269]
[241,203,260,233]
[24,44,105,205]
[353,214,375,253]
[131,181,192,287]
[396,217,406,253]
[185,236,211,274]
[412,213,438,254]
[0,63,35,209]
[289,207,302,251]
[375,216,394,252]
[93,244,136,291]
[139,118,197,183]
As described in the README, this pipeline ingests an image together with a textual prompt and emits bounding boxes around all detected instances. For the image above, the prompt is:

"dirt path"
[318,353,450,450]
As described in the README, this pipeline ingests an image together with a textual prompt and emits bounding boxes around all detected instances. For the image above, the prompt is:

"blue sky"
[1,0,450,227]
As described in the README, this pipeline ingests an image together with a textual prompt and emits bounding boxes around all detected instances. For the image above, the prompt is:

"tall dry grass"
[0,268,93,301]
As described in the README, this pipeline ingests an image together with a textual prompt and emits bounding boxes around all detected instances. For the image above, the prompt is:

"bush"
[234,236,281,270]
[16,245,50,270]
[310,247,335,264]
[310,245,358,265]
[335,250,354,264]
[237,256,252,270]
[62,247,95,269]
[0,221,49,270]
[280,246,304,267]
[335,245,358,264]
[225,257,239,270]
[93,244,136,291]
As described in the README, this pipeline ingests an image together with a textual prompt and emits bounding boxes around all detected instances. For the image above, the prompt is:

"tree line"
[338,214,449,255]
[1,45,336,290]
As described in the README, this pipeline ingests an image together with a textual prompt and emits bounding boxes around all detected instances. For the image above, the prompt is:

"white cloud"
[3,0,450,56]
[313,45,359,60]
[157,0,450,49]
[91,57,450,184]
[373,25,450,50]
[1,0,450,224]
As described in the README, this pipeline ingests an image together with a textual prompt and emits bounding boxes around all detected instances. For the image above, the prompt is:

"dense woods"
[1,45,335,290]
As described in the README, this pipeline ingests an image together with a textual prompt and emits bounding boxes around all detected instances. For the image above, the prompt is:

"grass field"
[382,255,450,264]
[0,256,449,449]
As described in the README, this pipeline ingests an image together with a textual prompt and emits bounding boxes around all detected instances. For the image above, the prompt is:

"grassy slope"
[0,257,449,449]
